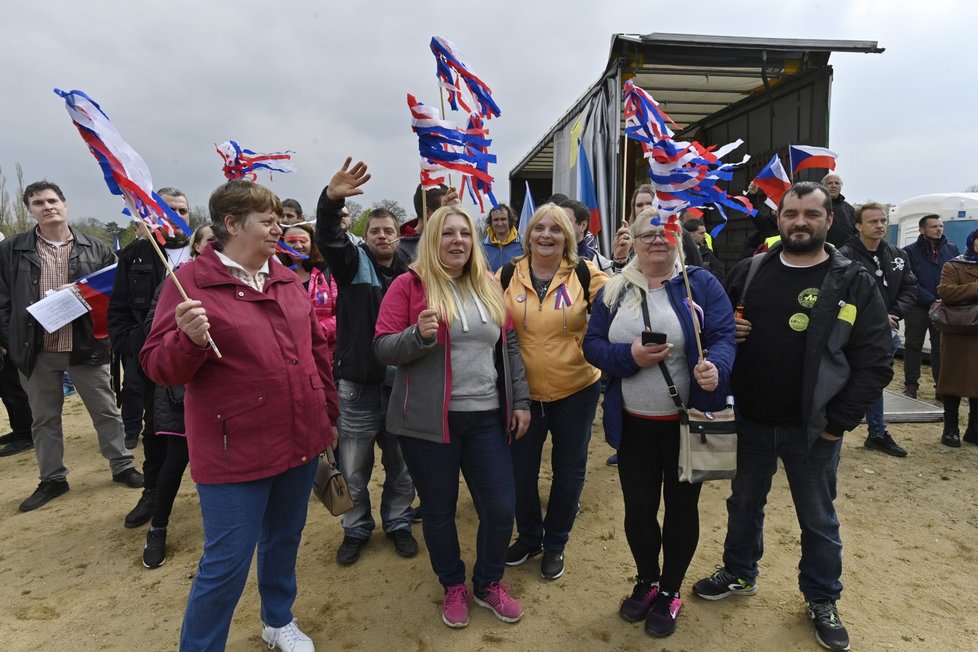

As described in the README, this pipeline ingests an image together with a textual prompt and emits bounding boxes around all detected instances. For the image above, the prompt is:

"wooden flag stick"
[675,233,704,362]
[621,138,630,226]
[126,199,222,358]
[437,86,456,192]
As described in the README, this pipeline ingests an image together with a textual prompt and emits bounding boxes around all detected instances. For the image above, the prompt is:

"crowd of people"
[0,165,976,652]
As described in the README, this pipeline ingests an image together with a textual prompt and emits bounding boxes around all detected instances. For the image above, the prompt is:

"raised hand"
[326,157,371,201]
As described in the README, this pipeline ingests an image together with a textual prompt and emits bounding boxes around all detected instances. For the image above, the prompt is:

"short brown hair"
[855,202,887,224]
[208,179,282,248]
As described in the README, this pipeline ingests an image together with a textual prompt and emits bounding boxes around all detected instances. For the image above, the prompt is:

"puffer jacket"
[498,256,608,402]
[0,227,115,377]
[374,270,530,443]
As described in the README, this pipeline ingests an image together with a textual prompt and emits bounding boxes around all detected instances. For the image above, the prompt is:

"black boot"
[942,396,961,448]
[963,398,978,445]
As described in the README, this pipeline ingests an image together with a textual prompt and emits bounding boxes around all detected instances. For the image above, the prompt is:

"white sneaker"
[261,618,315,652]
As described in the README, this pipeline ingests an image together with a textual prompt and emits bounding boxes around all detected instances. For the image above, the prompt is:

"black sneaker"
[864,431,907,457]
[0,437,34,457]
[112,468,145,488]
[619,580,659,622]
[692,566,758,600]
[902,386,918,399]
[125,489,156,528]
[19,479,70,512]
[505,540,543,566]
[541,549,564,580]
[124,432,140,450]
[143,528,167,569]
[336,535,368,565]
[962,422,978,445]
[807,600,851,651]
[644,590,682,638]
[387,528,418,558]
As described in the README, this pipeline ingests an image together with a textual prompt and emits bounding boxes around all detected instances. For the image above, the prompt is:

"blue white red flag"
[75,263,117,340]
[752,153,792,210]
[54,89,193,243]
[576,140,601,235]
[217,140,296,181]
[430,36,501,120]
[458,113,498,213]
[518,181,536,241]
[789,145,838,174]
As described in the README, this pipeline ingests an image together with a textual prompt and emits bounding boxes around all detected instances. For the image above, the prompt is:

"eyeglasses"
[636,232,669,244]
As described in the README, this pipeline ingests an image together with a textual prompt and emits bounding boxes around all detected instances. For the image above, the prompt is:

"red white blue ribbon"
[217,140,296,181]
[554,283,574,310]
[408,94,496,192]
[430,36,501,120]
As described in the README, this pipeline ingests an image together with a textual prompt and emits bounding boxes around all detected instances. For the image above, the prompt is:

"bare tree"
[345,200,364,221]
[189,205,210,230]
[12,164,31,234]
[370,199,407,221]
[0,165,10,235]
[966,183,978,193]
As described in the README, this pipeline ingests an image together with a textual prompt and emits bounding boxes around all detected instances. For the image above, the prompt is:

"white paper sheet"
[26,287,90,334]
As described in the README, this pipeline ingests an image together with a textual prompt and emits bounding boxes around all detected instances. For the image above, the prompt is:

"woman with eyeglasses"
[497,203,608,581]
[583,207,735,638]
[277,223,339,361]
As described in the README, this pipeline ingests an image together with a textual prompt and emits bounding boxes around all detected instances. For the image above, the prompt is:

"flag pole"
[437,87,456,192]
[621,138,629,228]
[674,233,704,362]
[125,198,222,359]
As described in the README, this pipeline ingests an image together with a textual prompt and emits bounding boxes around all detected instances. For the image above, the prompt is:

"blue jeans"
[398,410,515,588]
[511,381,600,552]
[722,416,844,601]
[179,459,318,652]
[336,379,415,539]
[866,331,901,437]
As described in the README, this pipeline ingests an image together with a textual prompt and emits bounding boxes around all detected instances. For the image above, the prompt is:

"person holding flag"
[0,181,141,512]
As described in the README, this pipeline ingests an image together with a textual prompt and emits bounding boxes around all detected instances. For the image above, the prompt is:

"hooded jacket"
[0,227,115,377]
[725,243,893,447]
[374,270,530,443]
[838,235,917,318]
[482,227,524,272]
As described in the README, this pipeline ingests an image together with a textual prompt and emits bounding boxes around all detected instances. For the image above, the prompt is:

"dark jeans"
[398,410,515,589]
[865,331,901,436]
[511,381,600,552]
[119,352,146,437]
[152,435,189,529]
[722,416,844,601]
[0,353,32,439]
[618,413,702,593]
[904,305,941,389]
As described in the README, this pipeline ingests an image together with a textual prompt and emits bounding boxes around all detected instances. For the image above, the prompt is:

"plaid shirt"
[36,229,75,352]
[214,251,269,292]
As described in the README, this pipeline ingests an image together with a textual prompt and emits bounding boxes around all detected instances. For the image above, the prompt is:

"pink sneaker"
[442,584,469,628]
[474,582,524,623]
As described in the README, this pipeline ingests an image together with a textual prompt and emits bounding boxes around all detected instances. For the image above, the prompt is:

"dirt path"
[1,362,976,651]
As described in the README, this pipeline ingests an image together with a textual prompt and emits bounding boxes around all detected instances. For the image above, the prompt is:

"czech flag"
[76,264,117,340]
[752,154,792,210]
[789,145,838,174]
[577,140,601,234]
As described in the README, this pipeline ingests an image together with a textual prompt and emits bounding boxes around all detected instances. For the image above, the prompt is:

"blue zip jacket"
[903,234,959,306]
[583,266,736,448]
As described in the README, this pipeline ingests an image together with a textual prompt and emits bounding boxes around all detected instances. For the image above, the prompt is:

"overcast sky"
[3,0,975,223]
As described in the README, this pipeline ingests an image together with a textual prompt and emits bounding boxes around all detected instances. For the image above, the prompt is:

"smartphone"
[642,331,667,346]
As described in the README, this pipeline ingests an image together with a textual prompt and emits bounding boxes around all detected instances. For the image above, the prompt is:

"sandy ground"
[1,360,976,652]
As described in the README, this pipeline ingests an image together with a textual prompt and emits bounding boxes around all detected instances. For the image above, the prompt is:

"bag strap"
[323,446,338,466]
[639,290,686,412]
[738,252,766,306]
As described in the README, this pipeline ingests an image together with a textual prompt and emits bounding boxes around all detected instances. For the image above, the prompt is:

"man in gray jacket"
[0,181,141,512]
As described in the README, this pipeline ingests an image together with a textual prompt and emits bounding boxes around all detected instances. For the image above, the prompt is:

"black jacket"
[726,243,893,446]
[827,195,856,247]
[837,236,917,319]
[315,190,409,384]
[0,227,115,377]
[108,238,168,357]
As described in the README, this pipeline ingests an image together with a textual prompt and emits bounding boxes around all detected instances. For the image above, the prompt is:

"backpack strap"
[575,258,592,313]
[739,253,766,306]
[500,262,516,291]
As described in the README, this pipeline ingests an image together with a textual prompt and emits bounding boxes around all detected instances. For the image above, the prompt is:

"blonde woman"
[374,206,531,628]
[497,203,608,580]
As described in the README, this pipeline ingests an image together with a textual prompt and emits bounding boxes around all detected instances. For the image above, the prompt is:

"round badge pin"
[516,294,526,303]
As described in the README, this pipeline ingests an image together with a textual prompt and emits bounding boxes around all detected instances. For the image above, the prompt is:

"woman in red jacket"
[141,179,339,652]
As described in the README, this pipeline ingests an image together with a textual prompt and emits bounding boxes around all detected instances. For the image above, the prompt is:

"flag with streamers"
[458,113,498,213]
[54,89,192,242]
[622,80,755,236]
[430,36,501,119]
[217,140,296,181]
[407,94,496,194]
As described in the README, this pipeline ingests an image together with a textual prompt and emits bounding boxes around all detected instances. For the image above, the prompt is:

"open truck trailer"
[508,33,883,261]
